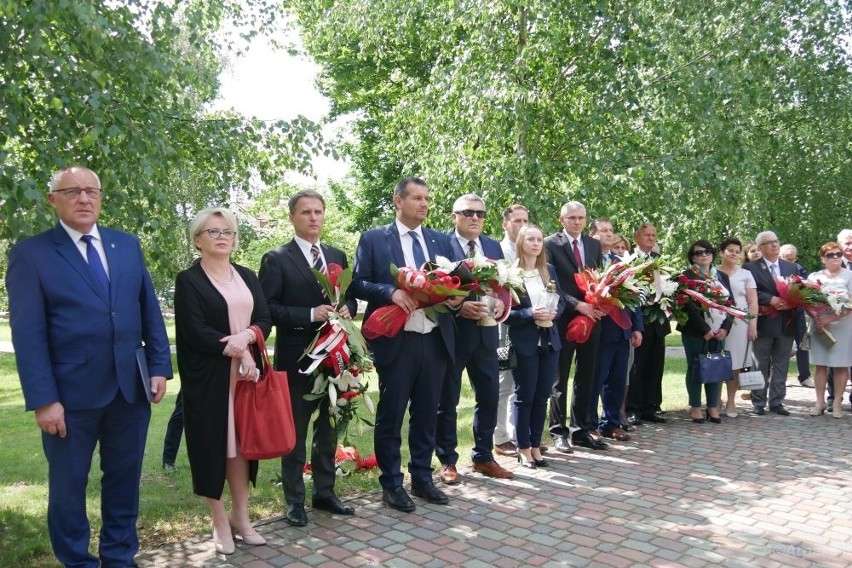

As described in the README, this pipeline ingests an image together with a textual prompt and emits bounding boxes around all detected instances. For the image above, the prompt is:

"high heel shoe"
[229,518,266,546]
[705,410,721,424]
[533,457,549,467]
[809,403,826,416]
[691,410,705,423]
[212,524,235,555]
[516,453,536,469]
[833,402,843,419]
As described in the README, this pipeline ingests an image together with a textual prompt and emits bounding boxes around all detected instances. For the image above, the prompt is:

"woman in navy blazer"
[505,225,566,468]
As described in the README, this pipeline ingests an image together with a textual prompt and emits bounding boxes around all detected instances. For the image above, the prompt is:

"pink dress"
[208,269,254,458]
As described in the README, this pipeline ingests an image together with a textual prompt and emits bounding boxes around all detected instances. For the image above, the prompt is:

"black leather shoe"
[312,495,355,516]
[626,413,642,426]
[410,482,449,505]
[769,405,790,416]
[382,487,416,512]
[620,424,636,432]
[284,503,308,527]
[753,406,766,415]
[640,414,667,423]
[552,435,573,454]
[572,430,607,450]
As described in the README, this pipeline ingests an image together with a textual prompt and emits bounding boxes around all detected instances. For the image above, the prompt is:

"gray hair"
[755,231,778,246]
[452,193,485,212]
[288,189,326,215]
[560,201,586,216]
[780,244,797,258]
[837,229,852,243]
[189,207,239,251]
[48,166,101,192]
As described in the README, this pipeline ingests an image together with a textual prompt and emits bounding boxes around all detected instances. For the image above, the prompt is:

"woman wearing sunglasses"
[806,242,852,418]
[678,240,734,423]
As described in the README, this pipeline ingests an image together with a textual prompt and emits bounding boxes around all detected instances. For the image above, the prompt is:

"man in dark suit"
[435,194,513,484]
[6,166,172,568]
[743,230,800,416]
[259,189,358,527]
[352,177,462,512]
[589,218,644,441]
[544,201,607,452]
[626,222,671,425]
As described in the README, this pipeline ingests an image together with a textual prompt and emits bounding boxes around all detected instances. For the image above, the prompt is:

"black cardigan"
[174,261,272,499]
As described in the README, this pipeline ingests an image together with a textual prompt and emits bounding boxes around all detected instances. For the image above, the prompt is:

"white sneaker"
[800,377,815,388]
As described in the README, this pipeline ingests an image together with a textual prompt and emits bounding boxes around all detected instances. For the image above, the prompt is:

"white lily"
[363,393,375,414]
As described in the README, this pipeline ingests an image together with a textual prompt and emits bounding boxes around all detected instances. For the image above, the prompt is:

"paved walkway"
[138,381,852,567]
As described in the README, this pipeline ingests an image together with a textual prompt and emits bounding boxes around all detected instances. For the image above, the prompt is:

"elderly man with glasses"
[743,231,800,416]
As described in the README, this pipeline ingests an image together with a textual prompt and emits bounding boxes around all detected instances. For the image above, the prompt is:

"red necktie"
[572,239,583,266]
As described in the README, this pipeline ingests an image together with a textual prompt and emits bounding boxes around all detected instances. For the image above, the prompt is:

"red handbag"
[234,325,296,460]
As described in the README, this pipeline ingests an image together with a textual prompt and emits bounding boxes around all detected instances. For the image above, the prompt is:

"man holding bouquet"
[353,177,461,512]
[259,189,358,526]
[435,194,513,485]
[743,231,800,416]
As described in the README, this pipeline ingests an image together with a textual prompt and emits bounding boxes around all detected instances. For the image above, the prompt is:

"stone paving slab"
[138,382,852,567]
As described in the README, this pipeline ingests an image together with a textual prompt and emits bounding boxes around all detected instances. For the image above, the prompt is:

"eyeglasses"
[824,252,843,259]
[201,228,237,240]
[455,209,486,219]
[759,239,779,246]
[692,249,714,256]
[564,215,586,222]
[52,187,102,199]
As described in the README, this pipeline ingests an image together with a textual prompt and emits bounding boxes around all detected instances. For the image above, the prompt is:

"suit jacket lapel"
[285,240,321,291]
[100,229,119,306]
[449,235,464,260]
[385,224,407,268]
[558,232,579,270]
[53,225,110,305]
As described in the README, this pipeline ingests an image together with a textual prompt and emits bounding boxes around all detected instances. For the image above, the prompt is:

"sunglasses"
[692,249,714,256]
[455,209,486,219]
[824,252,843,259]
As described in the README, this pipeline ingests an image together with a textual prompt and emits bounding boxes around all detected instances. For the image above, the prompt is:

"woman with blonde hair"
[175,207,272,554]
[505,224,565,468]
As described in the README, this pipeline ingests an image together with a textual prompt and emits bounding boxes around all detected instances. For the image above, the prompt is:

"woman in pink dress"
[175,207,272,554]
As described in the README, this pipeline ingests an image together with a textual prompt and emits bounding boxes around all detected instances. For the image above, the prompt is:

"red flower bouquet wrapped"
[668,269,752,326]
[759,274,828,318]
[361,264,469,339]
[302,264,375,444]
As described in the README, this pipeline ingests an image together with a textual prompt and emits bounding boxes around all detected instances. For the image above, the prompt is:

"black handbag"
[497,338,517,371]
[693,342,732,384]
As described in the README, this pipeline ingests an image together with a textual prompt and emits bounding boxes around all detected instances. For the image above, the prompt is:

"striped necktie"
[467,240,476,258]
[311,244,326,274]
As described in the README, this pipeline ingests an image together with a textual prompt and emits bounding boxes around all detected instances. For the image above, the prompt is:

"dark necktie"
[572,239,583,267]
[311,244,326,274]
[467,240,476,258]
[81,235,109,295]
[410,231,426,267]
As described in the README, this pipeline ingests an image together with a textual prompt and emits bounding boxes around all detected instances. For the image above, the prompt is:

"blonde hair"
[515,224,550,283]
[189,207,239,251]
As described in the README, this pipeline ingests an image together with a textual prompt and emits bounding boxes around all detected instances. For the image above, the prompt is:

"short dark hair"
[288,189,326,215]
[502,204,528,221]
[589,217,612,236]
[393,177,427,199]
[686,239,716,264]
[718,237,742,254]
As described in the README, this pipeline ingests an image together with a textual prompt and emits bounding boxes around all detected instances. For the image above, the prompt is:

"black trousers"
[162,390,183,466]
[626,324,667,417]
[549,318,601,437]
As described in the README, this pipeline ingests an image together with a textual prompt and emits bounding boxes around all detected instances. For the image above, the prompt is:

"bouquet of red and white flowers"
[668,268,752,326]
[360,263,469,339]
[431,255,526,325]
[566,252,659,343]
[302,264,375,445]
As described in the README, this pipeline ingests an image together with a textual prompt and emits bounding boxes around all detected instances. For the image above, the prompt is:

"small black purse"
[497,338,517,371]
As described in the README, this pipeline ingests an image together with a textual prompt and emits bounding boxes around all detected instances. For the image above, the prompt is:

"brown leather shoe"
[494,441,518,456]
[472,460,514,479]
[439,464,460,485]
[601,428,631,441]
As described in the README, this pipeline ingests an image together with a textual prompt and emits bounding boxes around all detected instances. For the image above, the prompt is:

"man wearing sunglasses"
[743,231,800,416]
[435,194,514,485]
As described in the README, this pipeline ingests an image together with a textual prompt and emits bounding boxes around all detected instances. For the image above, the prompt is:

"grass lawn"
[0,344,794,567]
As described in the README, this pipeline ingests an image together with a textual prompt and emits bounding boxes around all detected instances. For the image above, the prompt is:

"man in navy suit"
[589,218,643,440]
[6,166,172,567]
[544,201,607,452]
[352,177,462,512]
[435,194,514,484]
[743,230,800,416]
[259,189,359,527]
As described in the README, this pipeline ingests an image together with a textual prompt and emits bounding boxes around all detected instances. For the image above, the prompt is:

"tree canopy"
[0,0,322,292]
[289,0,852,266]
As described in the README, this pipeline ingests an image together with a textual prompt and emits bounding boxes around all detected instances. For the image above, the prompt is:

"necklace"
[201,263,235,284]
